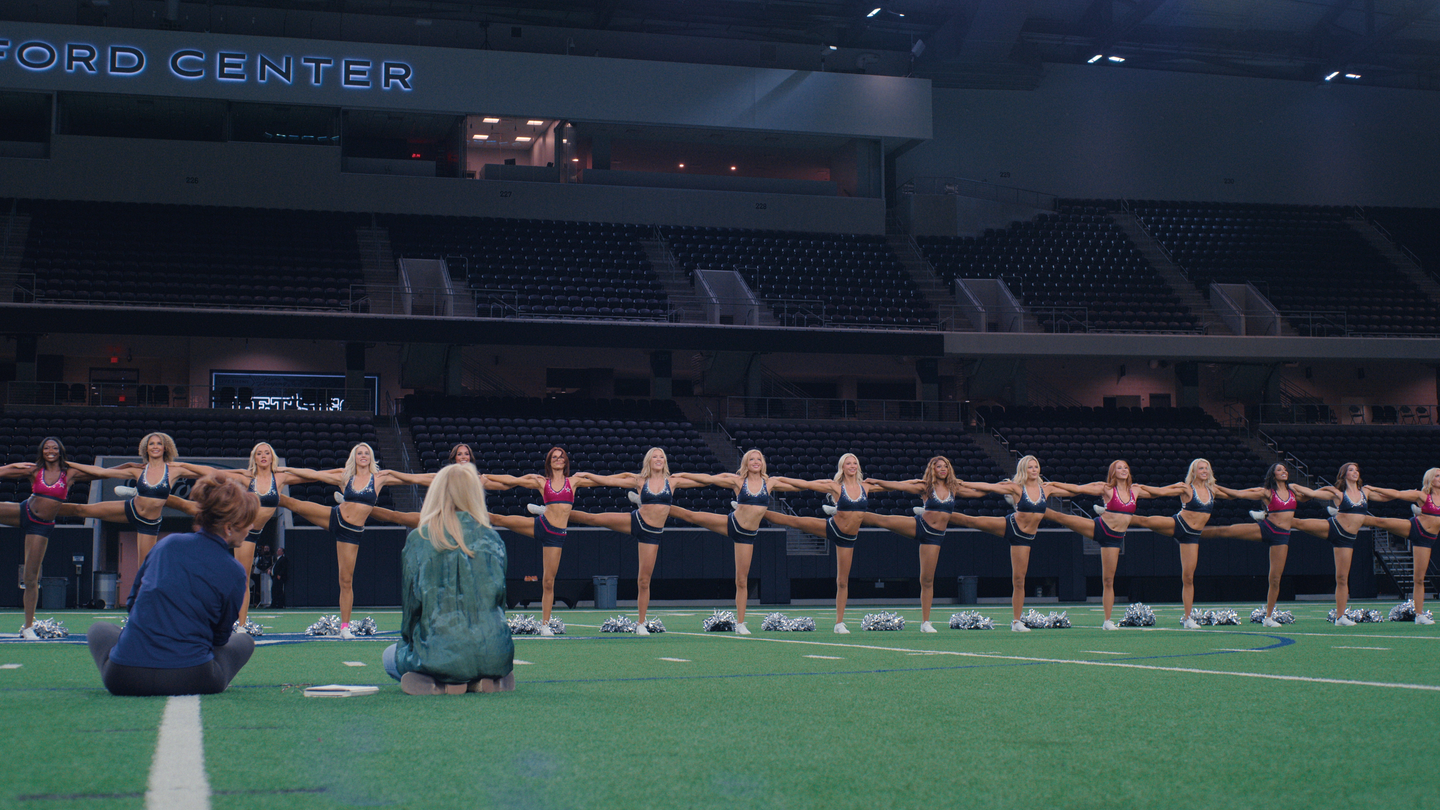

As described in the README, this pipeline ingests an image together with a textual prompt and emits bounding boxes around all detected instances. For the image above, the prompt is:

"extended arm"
[863,478,925,494]
[383,470,436,487]
[274,466,343,486]
[484,473,542,491]
[64,462,137,481]
[1215,484,1267,501]
[575,472,639,489]
[674,472,740,488]
[1363,486,1420,504]
[1139,482,1188,499]
[765,476,837,495]
[0,462,36,479]
[1044,480,1106,498]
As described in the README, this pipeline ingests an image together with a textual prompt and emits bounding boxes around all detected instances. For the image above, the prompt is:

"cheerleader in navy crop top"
[853,456,979,634]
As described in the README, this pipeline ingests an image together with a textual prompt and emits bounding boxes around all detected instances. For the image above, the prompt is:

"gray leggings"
[87,622,255,696]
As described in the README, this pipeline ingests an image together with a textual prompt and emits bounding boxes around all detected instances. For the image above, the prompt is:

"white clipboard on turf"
[304,684,380,697]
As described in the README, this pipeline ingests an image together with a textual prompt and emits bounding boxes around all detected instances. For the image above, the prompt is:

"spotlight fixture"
[1324,71,1340,81]
[730,165,737,171]
[678,163,685,168]
[1088,54,1104,63]
[1345,73,1361,79]
[1107,56,1125,63]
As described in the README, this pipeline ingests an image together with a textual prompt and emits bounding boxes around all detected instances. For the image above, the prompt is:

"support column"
[345,342,367,412]
[649,350,672,400]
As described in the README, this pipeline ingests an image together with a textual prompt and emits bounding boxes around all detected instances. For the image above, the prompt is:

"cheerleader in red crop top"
[1205,462,1325,626]
[1043,460,1175,630]
[0,438,132,639]
[1361,469,1440,624]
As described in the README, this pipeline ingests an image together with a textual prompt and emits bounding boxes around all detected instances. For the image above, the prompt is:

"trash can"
[40,577,67,610]
[592,575,618,610]
[957,575,978,605]
[94,571,119,610]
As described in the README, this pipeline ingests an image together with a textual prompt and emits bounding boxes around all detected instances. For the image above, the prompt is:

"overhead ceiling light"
[472,134,488,140]
[828,45,838,51]
[516,136,532,142]
[1324,71,1341,81]
[1087,54,1104,64]
[526,120,544,126]
[1345,73,1361,79]
[867,7,881,17]
[730,166,737,171]
[482,117,501,123]
[1107,56,1125,63]
[678,163,685,168]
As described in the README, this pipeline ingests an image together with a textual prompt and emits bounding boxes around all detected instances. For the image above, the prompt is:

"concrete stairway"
[356,227,400,314]
[0,212,31,300]
[1111,212,1233,335]
[639,239,709,323]
[1348,219,1440,304]
[886,234,973,330]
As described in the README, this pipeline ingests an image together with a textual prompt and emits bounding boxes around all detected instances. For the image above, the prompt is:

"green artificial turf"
[3,602,1437,810]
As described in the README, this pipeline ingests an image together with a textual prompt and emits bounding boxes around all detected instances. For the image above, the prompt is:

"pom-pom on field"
[1,600,1435,809]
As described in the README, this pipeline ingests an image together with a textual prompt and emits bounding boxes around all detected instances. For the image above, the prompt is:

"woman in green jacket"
[382,463,515,695]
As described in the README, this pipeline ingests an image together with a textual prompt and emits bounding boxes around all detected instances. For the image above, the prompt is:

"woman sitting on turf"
[383,463,515,695]
[86,475,258,696]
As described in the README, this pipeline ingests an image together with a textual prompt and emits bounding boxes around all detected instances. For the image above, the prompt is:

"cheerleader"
[670,449,808,634]
[57,432,210,567]
[1287,463,1370,626]
[863,456,988,633]
[948,456,1052,632]
[564,448,706,634]
[1203,463,1323,627]
[1125,459,1239,628]
[1361,468,1440,625]
[1042,460,1172,630]
[170,442,308,627]
[0,440,109,638]
[758,453,870,634]
[276,443,405,638]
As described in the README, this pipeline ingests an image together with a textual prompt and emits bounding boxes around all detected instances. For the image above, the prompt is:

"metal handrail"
[723,396,961,423]
[901,176,1057,209]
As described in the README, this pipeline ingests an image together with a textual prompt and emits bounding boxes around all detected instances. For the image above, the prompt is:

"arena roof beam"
[1314,0,1440,80]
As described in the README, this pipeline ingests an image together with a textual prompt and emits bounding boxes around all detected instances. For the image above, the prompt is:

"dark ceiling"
[8,0,1440,90]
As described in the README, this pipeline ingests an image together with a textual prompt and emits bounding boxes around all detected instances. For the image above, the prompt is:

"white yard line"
[146,695,210,810]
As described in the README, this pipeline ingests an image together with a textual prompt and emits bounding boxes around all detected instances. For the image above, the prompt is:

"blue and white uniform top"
[134,464,172,499]
[343,475,377,506]
[922,488,955,513]
[835,482,868,512]
[1015,484,1047,514]
[736,477,770,507]
[1180,485,1214,514]
[638,478,672,505]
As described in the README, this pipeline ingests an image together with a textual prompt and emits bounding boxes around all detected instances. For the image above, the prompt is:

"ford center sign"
[0,37,412,91]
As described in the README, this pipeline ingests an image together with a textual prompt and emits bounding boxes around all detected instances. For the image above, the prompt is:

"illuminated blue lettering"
[301,56,333,85]
[0,40,10,61]
[258,54,292,84]
[65,43,98,73]
[342,59,371,88]
[382,62,413,90]
[108,46,144,74]
[217,51,246,81]
[18,41,57,70]
[170,49,204,79]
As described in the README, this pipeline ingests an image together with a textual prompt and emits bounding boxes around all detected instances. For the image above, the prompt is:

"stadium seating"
[727,421,1011,517]
[976,405,1271,524]
[382,215,669,320]
[1261,424,1440,518]
[916,211,1198,333]
[406,397,724,524]
[1131,201,1440,336]
[1367,207,1440,284]
[17,200,366,310]
[0,408,388,517]
[660,226,936,328]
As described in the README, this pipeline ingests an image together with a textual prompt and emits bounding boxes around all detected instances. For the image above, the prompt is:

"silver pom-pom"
[601,615,637,633]
[507,614,542,635]
[29,618,69,639]
[1328,608,1384,624]
[1387,600,1434,623]
[702,610,736,632]
[546,617,565,635]
[1020,609,1071,629]
[1249,608,1295,624]
[1194,609,1240,626]
[1118,603,1155,627]
[760,612,816,631]
[861,611,906,631]
[232,620,264,637]
[948,611,995,630]
[350,617,377,636]
[643,618,666,634]
[307,614,341,636]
